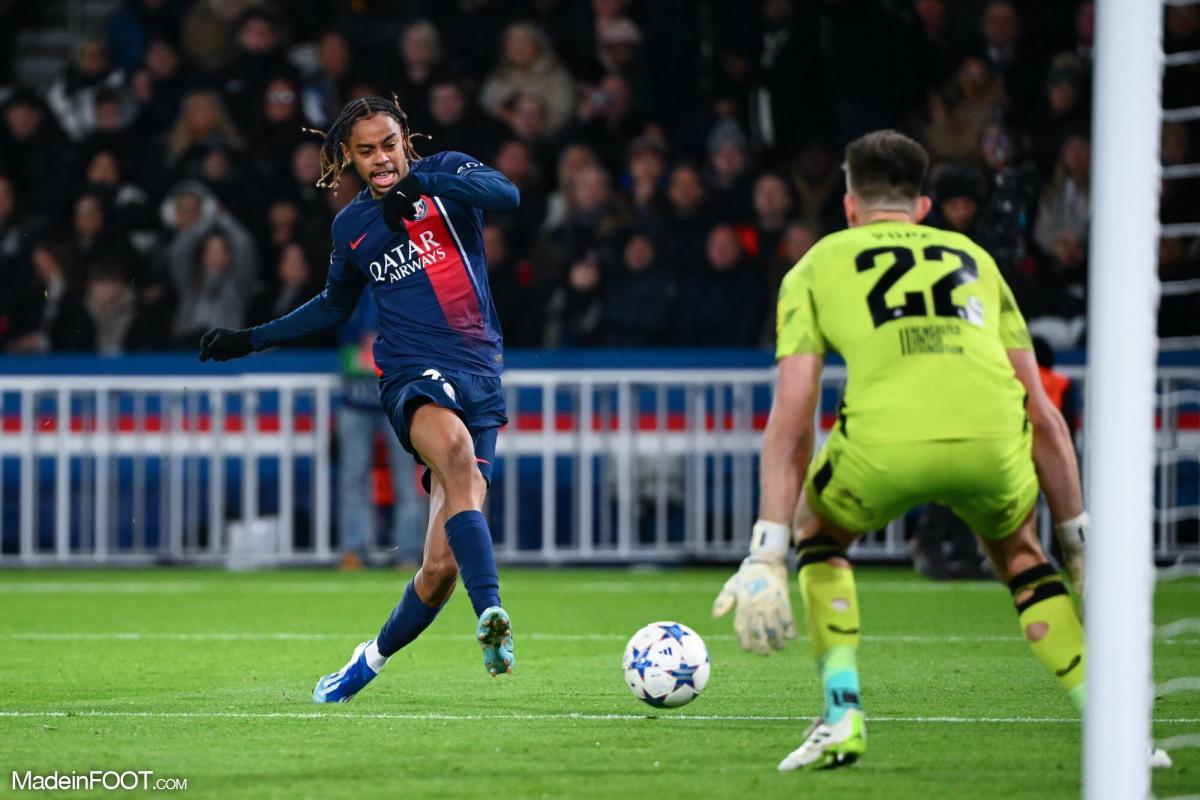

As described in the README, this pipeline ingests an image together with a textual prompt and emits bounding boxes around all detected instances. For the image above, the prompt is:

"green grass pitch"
[0,567,1196,798]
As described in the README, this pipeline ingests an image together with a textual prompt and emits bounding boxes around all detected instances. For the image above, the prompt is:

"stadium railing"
[0,361,1197,566]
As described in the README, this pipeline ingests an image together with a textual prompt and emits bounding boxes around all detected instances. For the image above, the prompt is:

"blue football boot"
[313,640,384,703]
[477,606,514,677]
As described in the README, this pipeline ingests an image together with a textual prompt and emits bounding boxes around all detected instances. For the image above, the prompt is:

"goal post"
[1083,0,1164,797]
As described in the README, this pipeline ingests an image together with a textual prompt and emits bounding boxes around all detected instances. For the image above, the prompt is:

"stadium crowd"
[0,0,1196,355]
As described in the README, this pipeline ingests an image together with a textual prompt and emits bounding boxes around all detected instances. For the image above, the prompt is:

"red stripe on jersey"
[404,198,483,335]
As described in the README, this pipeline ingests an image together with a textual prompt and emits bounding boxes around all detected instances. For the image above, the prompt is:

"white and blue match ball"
[622,621,710,708]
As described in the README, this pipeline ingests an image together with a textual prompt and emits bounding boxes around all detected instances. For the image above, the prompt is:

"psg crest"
[411,198,429,221]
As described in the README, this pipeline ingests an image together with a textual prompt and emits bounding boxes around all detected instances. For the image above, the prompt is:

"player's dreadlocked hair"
[302,94,426,190]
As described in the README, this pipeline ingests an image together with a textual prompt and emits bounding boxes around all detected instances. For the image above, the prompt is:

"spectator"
[602,230,677,347]
[923,56,1007,166]
[129,38,191,139]
[248,75,310,186]
[704,119,755,224]
[6,242,93,354]
[1029,54,1089,173]
[503,93,557,177]
[788,140,844,234]
[749,0,826,160]
[83,261,156,353]
[595,16,645,89]
[534,163,628,295]
[166,204,258,345]
[105,0,185,72]
[745,172,794,270]
[1034,131,1090,275]
[46,36,132,143]
[658,162,711,273]
[543,250,605,348]
[623,135,668,222]
[677,224,763,346]
[66,190,139,278]
[912,0,955,90]
[422,75,507,164]
[214,5,290,130]
[166,89,243,169]
[0,90,70,214]
[480,23,576,136]
[573,73,646,173]
[181,0,250,72]
[249,242,332,345]
[83,148,157,255]
[972,0,1041,114]
[300,30,353,129]
[760,219,819,346]
[928,163,984,237]
[395,20,443,131]
[487,139,547,253]
[542,142,600,231]
[1029,130,1090,346]
[482,223,540,347]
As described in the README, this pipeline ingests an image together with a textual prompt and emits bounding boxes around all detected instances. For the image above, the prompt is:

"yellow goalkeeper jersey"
[776,220,1032,443]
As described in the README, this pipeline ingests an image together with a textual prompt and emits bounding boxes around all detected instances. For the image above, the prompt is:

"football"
[622,621,711,708]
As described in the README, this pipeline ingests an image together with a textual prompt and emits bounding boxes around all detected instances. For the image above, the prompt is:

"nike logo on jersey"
[350,232,369,250]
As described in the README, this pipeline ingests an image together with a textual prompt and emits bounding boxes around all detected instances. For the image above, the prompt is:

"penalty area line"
[0,710,1197,724]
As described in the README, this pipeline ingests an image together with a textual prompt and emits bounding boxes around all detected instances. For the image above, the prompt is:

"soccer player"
[713,130,1088,770]
[198,95,520,700]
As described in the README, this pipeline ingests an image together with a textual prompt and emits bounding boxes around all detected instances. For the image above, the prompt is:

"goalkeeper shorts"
[803,427,1038,540]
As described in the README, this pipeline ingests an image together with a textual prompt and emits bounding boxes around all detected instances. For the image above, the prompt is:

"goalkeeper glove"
[381,172,424,230]
[1055,511,1087,603]
[712,520,798,655]
[199,328,254,362]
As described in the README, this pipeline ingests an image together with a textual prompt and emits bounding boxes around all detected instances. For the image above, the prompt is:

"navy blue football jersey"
[251,150,520,377]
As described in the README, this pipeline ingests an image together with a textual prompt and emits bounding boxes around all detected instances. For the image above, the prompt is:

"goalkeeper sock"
[1009,563,1086,711]
[798,536,862,723]
[376,579,443,658]
[444,510,501,617]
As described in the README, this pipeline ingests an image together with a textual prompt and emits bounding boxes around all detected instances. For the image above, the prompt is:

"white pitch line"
[6,631,1198,646]
[0,578,1195,595]
[0,710,1196,725]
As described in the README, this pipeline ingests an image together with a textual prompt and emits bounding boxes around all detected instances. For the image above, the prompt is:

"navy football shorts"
[379,366,507,492]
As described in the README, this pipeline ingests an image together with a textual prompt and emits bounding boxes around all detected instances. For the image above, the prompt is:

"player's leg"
[794,496,865,730]
[313,480,451,703]
[780,433,902,771]
[777,494,868,771]
[407,404,512,676]
[975,512,1087,712]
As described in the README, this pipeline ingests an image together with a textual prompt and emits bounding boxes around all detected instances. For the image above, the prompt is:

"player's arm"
[760,354,822,524]
[996,267,1087,596]
[1008,347,1087,593]
[199,237,366,362]
[412,155,520,211]
[714,260,824,654]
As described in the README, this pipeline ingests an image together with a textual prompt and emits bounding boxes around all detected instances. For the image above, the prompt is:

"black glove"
[199,328,254,362]
[381,172,424,230]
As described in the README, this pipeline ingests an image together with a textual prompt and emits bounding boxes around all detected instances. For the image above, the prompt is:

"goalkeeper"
[713,130,1088,771]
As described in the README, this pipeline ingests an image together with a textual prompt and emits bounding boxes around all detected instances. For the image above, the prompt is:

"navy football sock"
[444,509,501,617]
[376,579,442,658]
